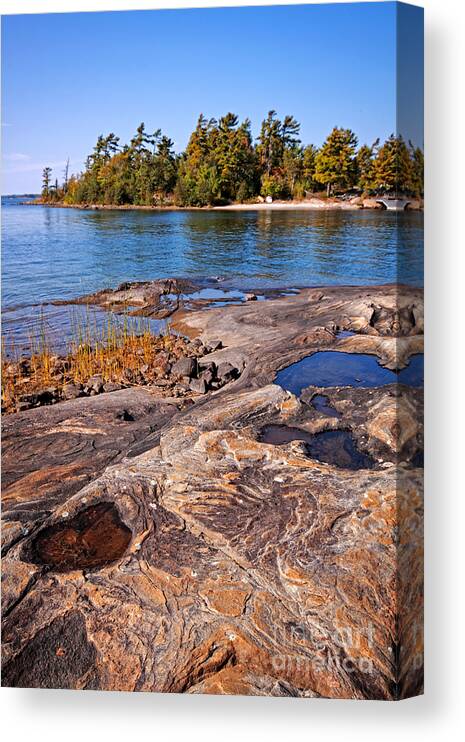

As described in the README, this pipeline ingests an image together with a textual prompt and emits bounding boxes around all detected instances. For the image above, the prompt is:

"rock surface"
[1,284,423,698]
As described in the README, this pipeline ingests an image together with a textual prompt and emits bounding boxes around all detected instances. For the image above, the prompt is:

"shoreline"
[22,197,423,212]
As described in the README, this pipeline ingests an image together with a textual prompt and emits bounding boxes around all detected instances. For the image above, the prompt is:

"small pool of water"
[276,351,424,396]
[336,330,356,338]
[310,394,342,418]
[259,424,375,469]
[411,449,424,468]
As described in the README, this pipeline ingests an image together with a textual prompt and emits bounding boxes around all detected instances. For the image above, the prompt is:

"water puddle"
[31,502,132,572]
[259,424,375,469]
[411,449,424,468]
[173,286,296,307]
[336,330,356,338]
[276,351,424,396]
[310,394,342,418]
[172,287,246,303]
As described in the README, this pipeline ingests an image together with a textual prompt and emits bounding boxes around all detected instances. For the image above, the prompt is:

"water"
[259,424,375,469]
[275,351,424,396]
[309,393,342,418]
[1,197,423,350]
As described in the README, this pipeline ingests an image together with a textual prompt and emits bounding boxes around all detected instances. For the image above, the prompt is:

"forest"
[41,111,424,207]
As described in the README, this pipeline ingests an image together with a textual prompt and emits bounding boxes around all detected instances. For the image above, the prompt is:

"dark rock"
[189,378,208,395]
[39,387,59,403]
[85,375,104,394]
[216,362,239,383]
[62,383,82,400]
[18,393,39,407]
[205,339,222,352]
[103,382,124,393]
[198,361,216,375]
[2,611,97,689]
[171,357,197,379]
[199,369,214,386]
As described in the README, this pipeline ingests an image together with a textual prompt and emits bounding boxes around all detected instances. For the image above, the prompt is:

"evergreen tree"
[314,127,358,196]
[355,139,379,193]
[373,134,413,195]
[256,111,301,198]
[409,141,424,197]
[300,144,319,194]
[41,167,52,200]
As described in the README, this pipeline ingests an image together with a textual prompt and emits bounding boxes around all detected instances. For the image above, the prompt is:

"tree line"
[41,112,424,207]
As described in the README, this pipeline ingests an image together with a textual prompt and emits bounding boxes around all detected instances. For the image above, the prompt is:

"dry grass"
[1,309,179,413]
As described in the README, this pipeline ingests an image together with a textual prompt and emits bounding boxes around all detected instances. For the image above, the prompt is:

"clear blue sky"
[1,2,423,193]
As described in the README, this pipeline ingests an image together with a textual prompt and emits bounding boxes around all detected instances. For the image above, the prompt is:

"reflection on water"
[2,199,423,347]
[276,351,424,396]
[259,424,375,470]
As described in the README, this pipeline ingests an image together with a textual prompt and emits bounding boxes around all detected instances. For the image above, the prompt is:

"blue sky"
[1,2,423,193]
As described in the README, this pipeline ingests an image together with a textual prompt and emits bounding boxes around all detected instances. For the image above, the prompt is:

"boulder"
[189,378,208,395]
[198,360,216,375]
[37,387,59,404]
[62,382,83,400]
[171,357,197,379]
[103,382,124,393]
[205,339,222,353]
[216,362,239,383]
[199,369,214,386]
[84,375,104,394]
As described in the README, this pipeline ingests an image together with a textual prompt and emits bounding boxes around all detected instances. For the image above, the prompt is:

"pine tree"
[373,135,413,195]
[409,141,424,197]
[314,127,358,196]
[355,140,379,193]
[41,167,52,200]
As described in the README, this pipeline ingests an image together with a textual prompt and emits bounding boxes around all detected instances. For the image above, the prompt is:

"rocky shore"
[1,284,423,698]
[25,197,423,212]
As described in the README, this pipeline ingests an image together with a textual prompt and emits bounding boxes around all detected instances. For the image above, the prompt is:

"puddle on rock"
[310,394,342,418]
[336,330,356,338]
[31,503,132,572]
[276,351,424,396]
[259,425,375,470]
[411,449,424,468]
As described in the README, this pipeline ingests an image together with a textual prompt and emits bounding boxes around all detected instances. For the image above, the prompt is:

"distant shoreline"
[22,198,423,212]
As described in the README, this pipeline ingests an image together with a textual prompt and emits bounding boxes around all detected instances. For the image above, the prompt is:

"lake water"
[1,197,423,351]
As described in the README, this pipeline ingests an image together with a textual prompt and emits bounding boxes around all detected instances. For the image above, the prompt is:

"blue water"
[276,351,424,395]
[1,197,423,350]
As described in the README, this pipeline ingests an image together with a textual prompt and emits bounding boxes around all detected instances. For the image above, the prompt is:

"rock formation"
[1,284,423,698]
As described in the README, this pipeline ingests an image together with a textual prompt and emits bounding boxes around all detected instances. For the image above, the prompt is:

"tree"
[409,141,424,197]
[256,110,283,176]
[175,112,257,205]
[63,158,70,193]
[256,111,302,198]
[315,127,358,196]
[301,144,318,190]
[282,146,303,196]
[41,167,52,200]
[373,134,413,195]
[355,139,379,193]
[58,117,415,207]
